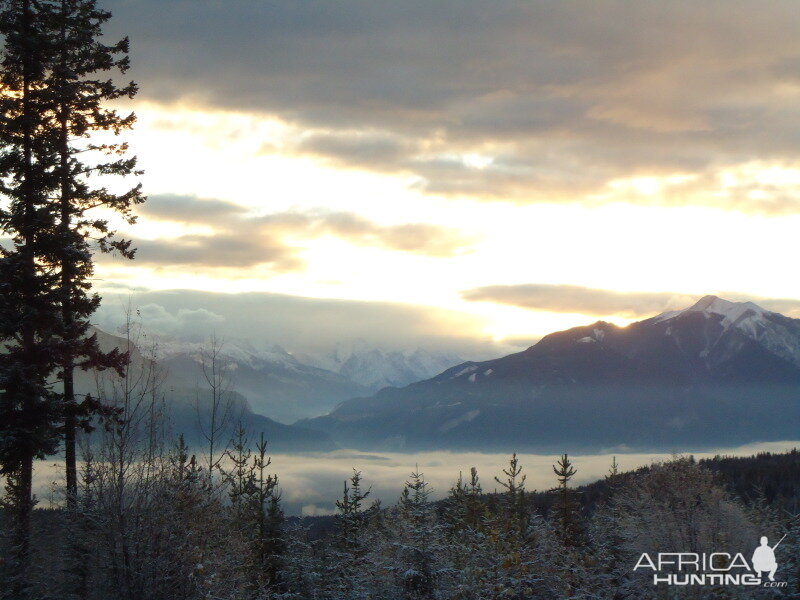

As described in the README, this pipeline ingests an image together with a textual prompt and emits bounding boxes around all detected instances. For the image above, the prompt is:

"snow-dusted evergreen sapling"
[391,468,443,599]
[326,469,378,599]
[551,453,584,547]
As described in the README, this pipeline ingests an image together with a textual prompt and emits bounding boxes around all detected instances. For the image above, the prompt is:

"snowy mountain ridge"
[155,338,304,372]
[650,294,800,368]
[298,339,463,390]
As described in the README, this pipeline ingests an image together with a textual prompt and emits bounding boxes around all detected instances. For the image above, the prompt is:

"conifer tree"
[494,452,528,538]
[482,454,543,598]
[588,456,627,595]
[328,469,376,599]
[0,0,140,588]
[249,433,283,594]
[46,0,141,504]
[448,466,484,533]
[0,1,62,594]
[395,468,439,599]
[222,422,253,520]
[781,513,800,594]
[441,468,490,599]
[552,453,583,547]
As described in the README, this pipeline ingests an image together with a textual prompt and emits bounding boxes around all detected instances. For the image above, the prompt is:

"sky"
[91,0,800,355]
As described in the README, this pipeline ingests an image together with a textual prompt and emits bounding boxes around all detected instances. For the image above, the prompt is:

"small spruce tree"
[552,453,584,547]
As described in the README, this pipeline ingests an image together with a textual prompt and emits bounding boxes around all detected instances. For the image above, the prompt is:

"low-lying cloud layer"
[105,0,800,211]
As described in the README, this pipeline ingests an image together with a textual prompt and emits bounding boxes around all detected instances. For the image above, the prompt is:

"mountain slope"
[301,296,800,452]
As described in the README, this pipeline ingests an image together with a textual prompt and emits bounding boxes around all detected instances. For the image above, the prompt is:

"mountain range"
[297,340,463,391]
[300,296,800,452]
[156,339,462,423]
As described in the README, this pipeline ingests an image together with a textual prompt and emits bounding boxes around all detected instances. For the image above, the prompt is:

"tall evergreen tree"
[0,1,62,594]
[45,0,141,504]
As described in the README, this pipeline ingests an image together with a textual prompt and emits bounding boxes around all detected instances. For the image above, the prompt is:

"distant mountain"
[298,340,463,391]
[73,329,338,452]
[157,340,368,423]
[300,296,800,452]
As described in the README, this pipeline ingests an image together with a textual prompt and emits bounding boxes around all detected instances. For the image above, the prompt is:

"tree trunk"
[9,456,35,598]
[14,0,38,594]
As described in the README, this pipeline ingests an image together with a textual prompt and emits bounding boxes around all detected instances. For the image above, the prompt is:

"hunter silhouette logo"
[752,535,785,582]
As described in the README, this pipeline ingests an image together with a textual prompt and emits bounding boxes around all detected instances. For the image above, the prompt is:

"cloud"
[138,194,246,223]
[461,284,697,318]
[277,211,473,257]
[461,284,800,320]
[296,130,418,172]
[105,0,800,211]
[132,304,226,340]
[129,234,303,270]
[117,195,473,270]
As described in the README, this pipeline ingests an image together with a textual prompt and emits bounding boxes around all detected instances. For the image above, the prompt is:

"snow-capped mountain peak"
[686,295,768,323]
[654,294,769,329]
[300,339,463,391]
[651,295,800,368]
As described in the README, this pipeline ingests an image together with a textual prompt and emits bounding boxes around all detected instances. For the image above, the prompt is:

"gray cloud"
[462,284,693,318]
[462,283,800,320]
[138,194,246,223]
[119,195,472,270]
[105,0,800,211]
[128,234,303,270]
[296,131,418,171]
